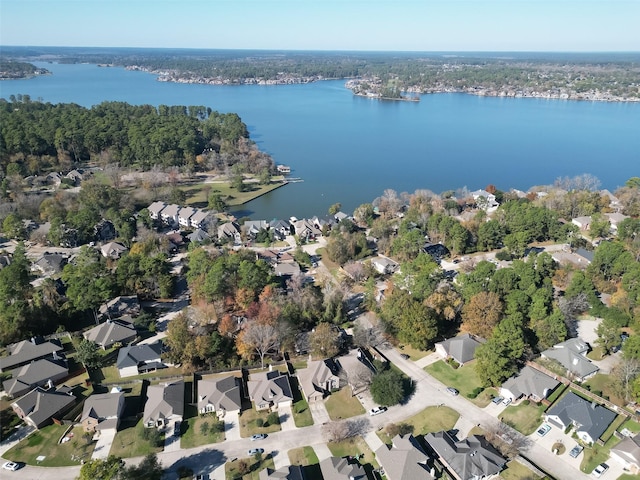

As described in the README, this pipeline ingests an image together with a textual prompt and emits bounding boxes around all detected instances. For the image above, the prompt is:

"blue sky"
[1,0,639,51]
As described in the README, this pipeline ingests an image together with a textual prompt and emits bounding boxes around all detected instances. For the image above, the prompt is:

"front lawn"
[377,405,459,445]
[239,408,282,438]
[424,360,491,407]
[500,400,547,435]
[398,344,430,361]
[288,446,322,480]
[225,453,275,480]
[180,415,225,449]
[109,418,164,458]
[325,387,365,420]
[500,460,542,480]
[292,398,314,428]
[4,425,95,466]
[327,436,378,469]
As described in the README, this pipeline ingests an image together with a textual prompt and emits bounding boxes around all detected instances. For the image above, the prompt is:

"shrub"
[467,387,484,399]
[495,250,513,261]
[256,418,264,428]
[266,412,279,426]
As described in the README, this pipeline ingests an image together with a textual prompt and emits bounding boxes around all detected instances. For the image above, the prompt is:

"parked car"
[251,434,267,441]
[2,462,20,471]
[502,397,512,406]
[446,387,459,396]
[248,448,264,455]
[569,445,584,458]
[400,354,410,360]
[536,424,551,437]
[370,406,387,416]
[592,463,609,477]
[173,421,181,437]
[492,396,504,405]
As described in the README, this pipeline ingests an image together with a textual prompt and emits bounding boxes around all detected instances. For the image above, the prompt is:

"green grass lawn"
[500,460,542,480]
[239,408,282,438]
[325,387,365,420]
[618,475,640,480]
[424,360,491,407]
[327,436,378,469]
[292,398,314,428]
[225,454,275,480]
[377,405,459,445]
[94,364,185,384]
[584,373,624,406]
[109,418,164,458]
[619,418,640,433]
[181,178,286,207]
[288,446,319,466]
[4,425,95,466]
[398,344,430,361]
[180,415,225,449]
[500,400,547,435]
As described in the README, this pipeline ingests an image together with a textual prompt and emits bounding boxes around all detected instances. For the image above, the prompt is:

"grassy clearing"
[181,179,286,207]
[620,418,640,433]
[377,406,459,445]
[328,436,378,469]
[325,387,365,420]
[501,401,547,435]
[424,360,491,407]
[4,425,94,466]
[500,460,542,480]
[239,408,282,438]
[180,415,225,449]
[109,418,164,458]
[397,344,430,361]
[587,346,605,361]
[225,454,275,480]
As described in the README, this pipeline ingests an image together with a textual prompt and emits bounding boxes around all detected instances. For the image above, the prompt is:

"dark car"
[400,353,410,360]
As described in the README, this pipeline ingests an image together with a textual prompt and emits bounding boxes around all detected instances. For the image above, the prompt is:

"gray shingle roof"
[546,392,617,441]
[143,379,184,424]
[319,456,366,480]
[247,371,293,406]
[3,358,68,397]
[81,391,124,428]
[12,386,76,428]
[197,376,243,412]
[501,366,560,400]
[541,338,598,379]
[375,434,433,480]
[0,338,63,371]
[83,321,137,348]
[116,342,163,369]
[436,334,483,364]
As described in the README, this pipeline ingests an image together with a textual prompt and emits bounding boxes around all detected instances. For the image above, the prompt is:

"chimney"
[592,401,597,410]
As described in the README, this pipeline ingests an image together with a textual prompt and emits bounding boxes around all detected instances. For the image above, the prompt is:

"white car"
[2,462,19,471]
[592,463,609,478]
[369,406,387,416]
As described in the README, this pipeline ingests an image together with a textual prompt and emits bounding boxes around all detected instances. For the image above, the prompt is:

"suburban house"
[610,433,640,474]
[178,206,197,228]
[116,342,165,378]
[160,204,181,226]
[500,366,560,402]
[2,358,69,398]
[100,241,128,259]
[276,164,291,174]
[83,321,137,350]
[0,337,63,372]
[247,371,294,411]
[269,219,291,240]
[435,333,483,366]
[81,391,125,433]
[572,216,592,231]
[258,465,304,480]
[470,189,499,211]
[319,456,367,480]
[545,392,617,445]
[540,338,599,382]
[94,219,117,242]
[11,386,76,429]
[297,359,340,402]
[197,376,243,416]
[190,210,213,230]
[423,243,450,262]
[32,253,67,275]
[605,212,630,234]
[99,295,141,320]
[424,431,506,480]
[292,219,322,242]
[143,379,184,429]
[218,222,242,244]
[274,262,301,278]
[147,201,167,220]
[371,257,398,275]
[243,220,269,238]
[375,434,434,480]
[187,228,209,243]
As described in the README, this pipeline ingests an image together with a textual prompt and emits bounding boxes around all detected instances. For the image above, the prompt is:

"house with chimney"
[0,337,63,372]
[545,392,616,445]
[197,376,243,416]
[247,371,293,411]
[81,390,125,433]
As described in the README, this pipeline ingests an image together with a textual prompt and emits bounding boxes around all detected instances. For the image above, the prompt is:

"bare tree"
[352,323,387,349]
[236,320,281,369]
[610,358,640,402]
[345,362,374,395]
[485,422,533,458]
[558,293,589,337]
[322,418,370,443]
[343,261,367,283]
[104,163,122,189]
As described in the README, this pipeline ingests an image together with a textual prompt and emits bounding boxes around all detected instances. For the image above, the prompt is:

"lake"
[1,62,639,220]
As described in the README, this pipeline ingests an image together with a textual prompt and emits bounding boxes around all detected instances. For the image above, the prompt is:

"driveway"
[311,443,333,461]
[0,424,34,457]
[278,404,297,432]
[528,421,584,470]
[91,428,117,459]
[164,421,181,452]
[308,400,330,425]
[224,411,241,441]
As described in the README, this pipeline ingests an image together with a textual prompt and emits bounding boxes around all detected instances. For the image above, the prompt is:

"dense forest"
[0,98,274,173]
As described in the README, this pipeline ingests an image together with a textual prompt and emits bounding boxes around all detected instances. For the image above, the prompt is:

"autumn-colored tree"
[236,319,280,368]
[461,291,503,339]
[218,314,236,337]
[165,312,198,371]
[309,322,341,359]
[425,285,463,322]
[235,287,254,310]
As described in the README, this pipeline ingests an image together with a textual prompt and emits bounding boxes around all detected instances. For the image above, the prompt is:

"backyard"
[424,360,493,407]
[324,387,365,420]
[500,460,542,480]
[4,425,95,467]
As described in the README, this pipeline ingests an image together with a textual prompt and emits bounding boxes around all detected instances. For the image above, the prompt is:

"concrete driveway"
[309,400,330,425]
[91,428,117,459]
[164,421,181,452]
[224,411,241,441]
[528,421,584,471]
[278,404,297,431]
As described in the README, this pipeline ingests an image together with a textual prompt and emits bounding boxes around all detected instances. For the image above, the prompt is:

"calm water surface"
[1,62,638,219]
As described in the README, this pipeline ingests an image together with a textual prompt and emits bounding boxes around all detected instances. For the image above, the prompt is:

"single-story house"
[540,338,599,382]
[545,392,617,445]
[99,295,141,321]
[83,321,137,350]
[423,242,450,262]
[0,337,63,372]
[197,376,243,416]
[32,253,67,275]
[100,241,128,259]
[424,431,506,480]
[371,257,398,275]
[375,434,433,480]
[297,359,340,402]
[572,216,592,231]
[247,371,294,411]
[11,386,76,429]
[81,391,125,433]
[116,342,165,378]
[258,466,304,480]
[2,358,69,398]
[605,212,630,234]
[148,201,167,220]
[319,456,367,480]
[274,262,301,277]
[435,333,483,366]
[500,366,560,402]
[143,379,184,429]
[610,433,640,474]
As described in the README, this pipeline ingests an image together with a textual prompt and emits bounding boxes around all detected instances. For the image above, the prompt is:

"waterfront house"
[143,379,184,429]
[500,366,560,402]
[269,219,291,240]
[197,376,243,416]
[178,206,197,228]
[243,220,270,238]
[160,204,181,226]
[247,370,294,411]
[276,165,291,174]
[470,189,499,211]
[190,209,213,230]
[545,392,616,444]
[218,222,242,244]
[0,337,63,372]
[12,386,76,429]
[148,201,167,220]
[187,228,209,243]
[81,391,125,433]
